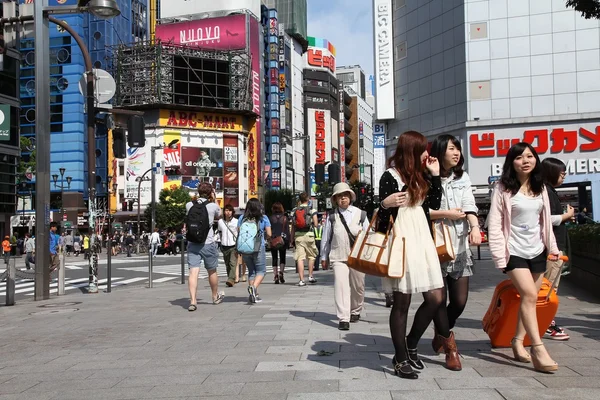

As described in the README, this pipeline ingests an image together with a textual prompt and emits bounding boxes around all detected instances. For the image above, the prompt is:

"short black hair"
[50,222,58,229]
[429,134,465,179]
[500,142,544,195]
[224,204,235,213]
[541,158,566,187]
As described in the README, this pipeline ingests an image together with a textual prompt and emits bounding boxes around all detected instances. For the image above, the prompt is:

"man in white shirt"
[150,228,161,257]
[217,204,239,287]
[320,182,369,331]
[24,234,35,270]
[185,182,224,309]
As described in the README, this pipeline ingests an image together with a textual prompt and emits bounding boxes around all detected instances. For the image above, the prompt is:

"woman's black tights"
[390,288,450,361]
[445,276,470,330]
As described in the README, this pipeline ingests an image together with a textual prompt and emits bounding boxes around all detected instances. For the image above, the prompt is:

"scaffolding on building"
[107,40,254,113]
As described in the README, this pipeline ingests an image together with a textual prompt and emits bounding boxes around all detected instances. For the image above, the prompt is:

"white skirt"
[383,206,444,294]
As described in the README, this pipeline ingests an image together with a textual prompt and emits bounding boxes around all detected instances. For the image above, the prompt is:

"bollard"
[58,253,65,295]
[180,239,185,285]
[6,259,16,306]
[477,245,481,260]
[148,246,153,288]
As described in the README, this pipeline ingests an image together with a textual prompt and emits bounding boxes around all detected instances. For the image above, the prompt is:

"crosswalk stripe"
[26,278,125,296]
[15,278,95,294]
[111,277,147,287]
[153,277,177,283]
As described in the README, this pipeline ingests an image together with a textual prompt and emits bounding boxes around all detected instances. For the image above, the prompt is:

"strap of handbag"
[337,208,366,248]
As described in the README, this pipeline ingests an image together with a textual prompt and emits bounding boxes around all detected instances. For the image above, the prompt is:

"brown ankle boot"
[432,329,444,354]
[438,331,461,371]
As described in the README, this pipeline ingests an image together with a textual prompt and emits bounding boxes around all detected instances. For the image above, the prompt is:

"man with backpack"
[291,192,319,286]
[185,182,224,310]
[320,182,368,330]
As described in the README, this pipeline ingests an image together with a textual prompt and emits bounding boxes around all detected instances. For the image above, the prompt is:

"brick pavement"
[0,249,599,400]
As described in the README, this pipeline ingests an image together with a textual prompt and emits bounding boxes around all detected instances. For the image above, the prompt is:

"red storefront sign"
[315,111,326,164]
[470,126,600,158]
[307,49,335,74]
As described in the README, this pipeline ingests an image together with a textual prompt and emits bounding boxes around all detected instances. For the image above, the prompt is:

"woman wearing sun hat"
[320,182,369,331]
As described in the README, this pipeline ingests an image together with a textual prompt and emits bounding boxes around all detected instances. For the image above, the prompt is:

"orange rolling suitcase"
[482,277,559,348]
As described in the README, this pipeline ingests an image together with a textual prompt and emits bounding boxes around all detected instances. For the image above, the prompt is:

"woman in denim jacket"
[429,135,481,353]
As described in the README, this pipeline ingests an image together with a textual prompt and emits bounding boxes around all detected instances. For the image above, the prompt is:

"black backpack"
[185,200,211,244]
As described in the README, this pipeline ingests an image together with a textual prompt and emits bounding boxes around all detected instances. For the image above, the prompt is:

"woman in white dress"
[377,131,461,379]
[429,135,482,353]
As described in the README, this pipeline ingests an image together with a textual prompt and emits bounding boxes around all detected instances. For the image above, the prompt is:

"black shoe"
[392,356,418,379]
[350,314,360,323]
[407,348,425,370]
[279,272,285,284]
[385,294,393,308]
[338,321,350,331]
[274,275,280,284]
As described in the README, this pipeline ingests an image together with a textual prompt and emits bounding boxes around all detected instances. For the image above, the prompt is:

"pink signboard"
[156,14,247,50]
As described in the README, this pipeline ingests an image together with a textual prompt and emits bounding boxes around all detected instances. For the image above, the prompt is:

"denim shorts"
[242,248,267,281]
[187,241,219,270]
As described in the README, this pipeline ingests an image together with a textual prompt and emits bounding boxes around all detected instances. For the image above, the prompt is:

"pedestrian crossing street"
[0,276,179,297]
[119,253,299,279]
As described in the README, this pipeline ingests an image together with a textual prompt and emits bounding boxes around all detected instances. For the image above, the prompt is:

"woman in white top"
[488,142,560,373]
[218,204,239,287]
[429,135,481,352]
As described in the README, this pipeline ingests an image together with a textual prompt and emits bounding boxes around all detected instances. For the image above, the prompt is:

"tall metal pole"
[34,0,51,301]
[107,212,112,293]
[149,147,156,288]
[46,16,97,293]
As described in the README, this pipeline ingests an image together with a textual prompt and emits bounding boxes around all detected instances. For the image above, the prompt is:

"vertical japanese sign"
[223,135,240,208]
[0,104,10,141]
[248,123,258,197]
[338,82,345,181]
[373,123,387,196]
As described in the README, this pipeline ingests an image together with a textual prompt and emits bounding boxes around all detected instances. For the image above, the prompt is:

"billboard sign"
[373,0,395,119]
[307,108,332,166]
[467,122,600,186]
[155,14,247,50]
[373,123,387,196]
[124,146,151,205]
[0,104,10,141]
[158,0,262,20]
[304,36,336,76]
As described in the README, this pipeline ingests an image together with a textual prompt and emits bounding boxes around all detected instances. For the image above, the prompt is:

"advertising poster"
[223,135,239,207]
[125,146,151,206]
[181,147,224,179]
[155,14,247,50]
[373,123,387,197]
[249,17,262,191]
[163,130,182,190]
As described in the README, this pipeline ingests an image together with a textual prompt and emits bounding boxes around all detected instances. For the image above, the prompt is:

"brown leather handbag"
[348,211,405,278]
[432,221,456,263]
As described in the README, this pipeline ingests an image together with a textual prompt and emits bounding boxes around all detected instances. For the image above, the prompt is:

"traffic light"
[112,128,126,159]
[165,168,181,176]
[328,163,341,184]
[315,163,325,185]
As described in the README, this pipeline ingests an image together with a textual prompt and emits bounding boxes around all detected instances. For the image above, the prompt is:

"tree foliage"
[566,0,600,19]
[144,186,191,230]
[18,136,36,179]
[264,189,295,215]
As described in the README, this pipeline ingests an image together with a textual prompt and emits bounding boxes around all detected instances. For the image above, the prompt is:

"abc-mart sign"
[466,121,600,186]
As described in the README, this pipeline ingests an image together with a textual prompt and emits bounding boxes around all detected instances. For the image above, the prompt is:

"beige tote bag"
[432,221,456,263]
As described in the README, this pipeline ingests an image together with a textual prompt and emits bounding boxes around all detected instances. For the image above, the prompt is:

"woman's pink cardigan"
[487,184,559,269]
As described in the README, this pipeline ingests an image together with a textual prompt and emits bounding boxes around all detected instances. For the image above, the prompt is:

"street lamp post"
[148,139,179,288]
[105,175,116,293]
[52,168,72,223]
[31,0,120,300]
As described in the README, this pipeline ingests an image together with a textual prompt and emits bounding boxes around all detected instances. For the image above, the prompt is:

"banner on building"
[155,14,247,50]
[125,146,152,206]
[223,135,239,207]
[0,104,10,141]
[373,123,387,196]
[373,0,395,120]
[307,108,332,166]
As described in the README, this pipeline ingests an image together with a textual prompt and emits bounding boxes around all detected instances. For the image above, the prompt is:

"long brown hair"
[387,131,429,206]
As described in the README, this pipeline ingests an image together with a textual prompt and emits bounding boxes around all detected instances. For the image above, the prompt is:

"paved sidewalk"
[1,252,599,400]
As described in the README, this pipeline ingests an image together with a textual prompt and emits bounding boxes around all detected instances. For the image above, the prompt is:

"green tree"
[567,0,600,19]
[144,186,190,230]
[18,137,36,179]
[264,189,295,215]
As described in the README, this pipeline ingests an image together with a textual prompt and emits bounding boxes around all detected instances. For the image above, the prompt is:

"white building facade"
[375,0,600,220]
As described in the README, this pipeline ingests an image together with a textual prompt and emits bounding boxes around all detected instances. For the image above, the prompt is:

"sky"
[306,0,375,79]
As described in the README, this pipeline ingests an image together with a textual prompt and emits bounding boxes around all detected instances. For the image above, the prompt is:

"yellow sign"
[160,110,243,132]
[248,122,259,196]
